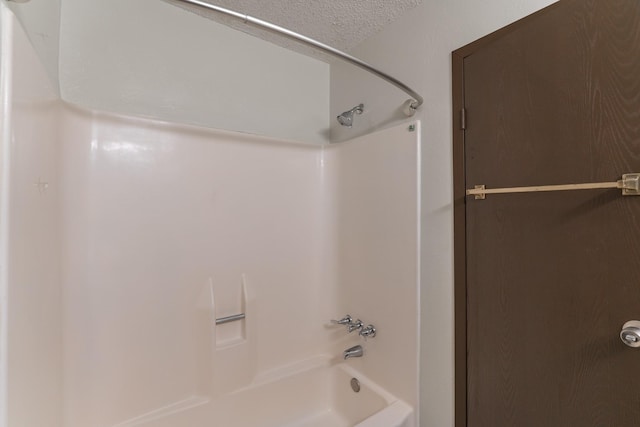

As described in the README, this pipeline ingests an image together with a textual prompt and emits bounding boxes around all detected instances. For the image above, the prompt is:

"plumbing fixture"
[331,315,353,326]
[337,104,364,128]
[359,324,376,338]
[331,315,375,338]
[347,319,364,333]
[350,378,361,392]
[343,345,364,360]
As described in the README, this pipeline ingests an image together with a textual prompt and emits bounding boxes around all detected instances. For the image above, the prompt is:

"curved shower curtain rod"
[170,0,424,116]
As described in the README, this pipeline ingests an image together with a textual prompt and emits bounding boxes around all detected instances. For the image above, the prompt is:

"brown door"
[454,0,640,426]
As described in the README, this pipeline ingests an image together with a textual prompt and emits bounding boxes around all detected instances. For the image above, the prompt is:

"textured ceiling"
[163,0,423,60]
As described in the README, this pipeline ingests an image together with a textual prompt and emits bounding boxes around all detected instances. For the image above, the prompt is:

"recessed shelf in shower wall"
[213,275,250,349]
[207,274,257,395]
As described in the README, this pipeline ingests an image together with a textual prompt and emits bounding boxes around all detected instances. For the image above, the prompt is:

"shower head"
[337,104,364,128]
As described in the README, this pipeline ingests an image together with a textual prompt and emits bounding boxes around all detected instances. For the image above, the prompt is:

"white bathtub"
[115,361,414,427]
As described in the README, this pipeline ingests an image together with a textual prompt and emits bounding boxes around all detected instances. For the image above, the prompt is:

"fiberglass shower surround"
[0,2,421,427]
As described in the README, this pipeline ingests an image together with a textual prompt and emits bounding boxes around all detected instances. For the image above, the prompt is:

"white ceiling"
[163,0,423,59]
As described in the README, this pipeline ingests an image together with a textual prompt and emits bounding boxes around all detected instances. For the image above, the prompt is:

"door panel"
[463,0,640,425]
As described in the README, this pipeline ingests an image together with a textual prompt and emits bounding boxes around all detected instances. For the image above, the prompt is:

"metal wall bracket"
[467,173,640,200]
[472,185,486,200]
[621,173,640,196]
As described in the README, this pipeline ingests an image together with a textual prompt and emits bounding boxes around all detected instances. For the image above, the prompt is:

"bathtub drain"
[350,378,361,393]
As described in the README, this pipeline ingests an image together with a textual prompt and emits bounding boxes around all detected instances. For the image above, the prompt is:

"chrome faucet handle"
[331,315,353,325]
[347,319,364,333]
[360,324,376,338]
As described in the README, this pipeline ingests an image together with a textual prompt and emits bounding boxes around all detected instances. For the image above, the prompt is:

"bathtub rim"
[111,354,411,427]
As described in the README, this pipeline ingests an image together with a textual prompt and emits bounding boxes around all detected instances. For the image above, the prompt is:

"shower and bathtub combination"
[0,2,421,427]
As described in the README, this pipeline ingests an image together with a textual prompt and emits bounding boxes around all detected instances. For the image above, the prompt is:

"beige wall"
[9,0,330,144]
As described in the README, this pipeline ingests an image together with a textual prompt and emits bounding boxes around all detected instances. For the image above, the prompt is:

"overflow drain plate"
[350,378,361,393]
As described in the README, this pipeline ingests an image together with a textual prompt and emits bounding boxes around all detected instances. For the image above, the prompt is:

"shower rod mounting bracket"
[403,99,419,117]
[468,173,640,200]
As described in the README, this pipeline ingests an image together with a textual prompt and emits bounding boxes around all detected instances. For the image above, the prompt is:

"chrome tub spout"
[343,345,363,360]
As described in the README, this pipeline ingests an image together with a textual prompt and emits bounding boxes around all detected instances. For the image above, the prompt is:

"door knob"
[620,320,640,348]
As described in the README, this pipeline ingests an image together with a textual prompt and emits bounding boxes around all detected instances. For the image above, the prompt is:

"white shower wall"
[324,126,421,412]
[55,110,421,427]
[58,107,329,426]
[1,7,63,427]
